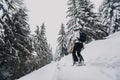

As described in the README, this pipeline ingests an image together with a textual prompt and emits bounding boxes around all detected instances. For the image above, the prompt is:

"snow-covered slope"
[18,32,120,80]
[83,32,120,67]
[18,62,57,80]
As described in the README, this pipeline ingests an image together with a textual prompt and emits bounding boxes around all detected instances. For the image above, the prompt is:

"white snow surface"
[18,32,120,80]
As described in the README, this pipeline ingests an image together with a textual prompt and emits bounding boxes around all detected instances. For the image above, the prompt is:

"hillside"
[18,32,120,80]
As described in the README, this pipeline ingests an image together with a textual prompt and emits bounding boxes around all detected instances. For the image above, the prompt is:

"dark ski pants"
[72,42,84,63]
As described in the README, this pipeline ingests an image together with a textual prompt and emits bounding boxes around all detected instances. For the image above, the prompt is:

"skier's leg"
[77,50,81,62]
[77,51,84,62]
[72,44,78,65]
[81,54,84,62]
[77,43,84,62]
[72,53,78,61]
[76,50,85,66]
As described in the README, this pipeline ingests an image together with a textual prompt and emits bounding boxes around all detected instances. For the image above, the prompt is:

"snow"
[18,32,120,80]
[19,62,57,80]
[54,66,116,80]
[83,32,120,65]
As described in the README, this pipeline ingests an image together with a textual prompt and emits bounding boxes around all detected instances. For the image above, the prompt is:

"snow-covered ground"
[18,32,120,80]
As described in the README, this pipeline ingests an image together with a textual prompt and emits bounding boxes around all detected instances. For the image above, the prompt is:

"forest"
[0,0,120,80]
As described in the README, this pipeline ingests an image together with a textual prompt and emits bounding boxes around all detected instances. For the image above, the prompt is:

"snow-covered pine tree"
[76,0,95,28]
[66,0,107,42]
[0,21,6,80]
[0,22,5,61]
[40,23,53,64]
[55,24,68,61]
[33,24,53,69]
[75,0,98,41]
[99,0,120,34]
[33,25,43,69]
[12,8,34,79]
[66,0,78,35]
[66,0,81,46]
[0,0,33,79]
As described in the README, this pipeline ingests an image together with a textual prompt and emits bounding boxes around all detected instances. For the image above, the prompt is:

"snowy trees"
[55,24,68,61]
[99,0,120,34]
[55,0,109,61]
[67,0,94,30]
[0,0,34,79]
[11,8,34,78]
[66,0,107,42]
[0,0,53,79]
[67,0,77,31]
[33,23,53,69]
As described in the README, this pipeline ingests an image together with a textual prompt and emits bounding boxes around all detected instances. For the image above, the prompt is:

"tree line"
[0,0,53,80]
[0,0,120,79]
[55,0,120,61]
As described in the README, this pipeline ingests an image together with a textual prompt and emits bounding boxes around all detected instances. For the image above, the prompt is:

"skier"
[68,29,85,66]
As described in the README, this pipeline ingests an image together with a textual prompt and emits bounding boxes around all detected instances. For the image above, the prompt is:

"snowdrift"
[18,32,120,80]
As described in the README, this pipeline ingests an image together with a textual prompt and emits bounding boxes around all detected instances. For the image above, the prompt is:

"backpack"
[78,32,86,42]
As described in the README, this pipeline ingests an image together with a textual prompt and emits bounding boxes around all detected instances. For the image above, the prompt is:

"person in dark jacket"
[71,30,84,65]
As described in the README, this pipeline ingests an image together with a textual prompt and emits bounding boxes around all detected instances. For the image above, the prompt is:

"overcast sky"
[25,0,103,54]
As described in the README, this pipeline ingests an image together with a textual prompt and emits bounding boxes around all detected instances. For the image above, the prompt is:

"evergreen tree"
[33,24,53,69]
[0,0,33,79]
[0,21,6,80]
[67,0,78,33]
[99,0,120,34]
[0,23,5,60]
[40,23,53,63]
[76,0,95,28]
[12,8,34,78]
[55,24,68,61]
[67,0,94,31]
[66,0,107,42]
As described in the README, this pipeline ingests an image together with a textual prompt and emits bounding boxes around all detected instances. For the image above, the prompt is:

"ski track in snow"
[51,54,117,80]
